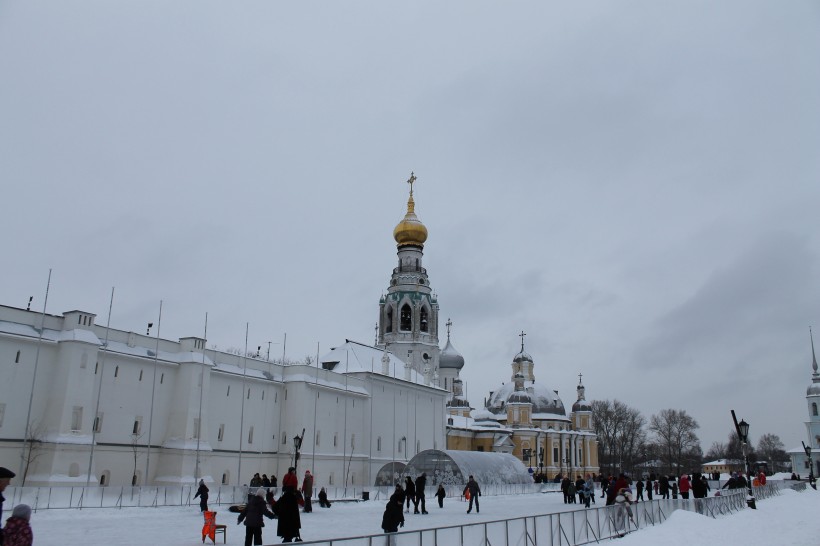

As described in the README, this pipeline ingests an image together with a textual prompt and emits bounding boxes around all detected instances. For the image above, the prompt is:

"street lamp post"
[731,410,756,509]
[802,441,816,490]
[293,428,305,474]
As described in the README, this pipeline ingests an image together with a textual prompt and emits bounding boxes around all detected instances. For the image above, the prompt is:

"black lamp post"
[293,428,305,473]
[802,441,816,490]
[731,410,756,509]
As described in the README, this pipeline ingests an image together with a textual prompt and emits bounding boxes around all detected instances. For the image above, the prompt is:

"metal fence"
[292,483,788,546]
[4,484,249,511]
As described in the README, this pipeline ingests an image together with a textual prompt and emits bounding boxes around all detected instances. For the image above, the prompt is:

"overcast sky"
[2,1,819,453]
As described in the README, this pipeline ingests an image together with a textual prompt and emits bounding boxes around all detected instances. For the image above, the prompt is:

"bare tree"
[705,441,727,461]
[757,433,786,473]
[304,355,314,366]
[21,421,46,485]
[591,399,646,475]
[649,409,701,476]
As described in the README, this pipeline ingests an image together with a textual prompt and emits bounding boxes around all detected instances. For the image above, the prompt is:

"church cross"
[446,318,452,339]
[578,372,583,385]
[407,171,416,196]
[519,330,526,351]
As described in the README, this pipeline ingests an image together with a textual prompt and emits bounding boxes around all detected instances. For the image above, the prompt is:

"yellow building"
[446,341,599,480]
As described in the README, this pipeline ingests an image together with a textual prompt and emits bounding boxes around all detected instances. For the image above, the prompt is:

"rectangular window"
[93,412,103,433]
[0,403,5,427]
[218,424,225,442]
[15,350,21,363]
[133,417,142,435]
[193,418,200,439]
[316,431,320,446]
[71,406,83,431]
[282,432,287,445]
[334,434,338,447]
[553,447,559,462]
[328,474,334,485]
[377,437,381,452]
[248,426,254,444]
[139,369,143,381]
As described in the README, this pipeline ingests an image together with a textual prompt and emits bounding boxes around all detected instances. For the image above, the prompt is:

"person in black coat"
[317,487,331,508]
[414,473,428,514]
[403,477,415,514]
[381,491,405,534]
[575,476,586,504]
[435,484,446,508]
[238,488,276,546]
[194,479,210,512]
[464,475,481,514]
[273,487,303,542]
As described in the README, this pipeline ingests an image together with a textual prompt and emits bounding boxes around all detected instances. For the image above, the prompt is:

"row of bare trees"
[592,400,701,477]
[592,399,789,477]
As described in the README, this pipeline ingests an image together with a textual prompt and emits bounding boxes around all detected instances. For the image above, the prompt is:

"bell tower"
[377,173,440,376]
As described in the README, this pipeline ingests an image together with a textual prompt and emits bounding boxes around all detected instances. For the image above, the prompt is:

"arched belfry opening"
[385,306,393,333]
[420,307,429,332]
[400,304,412,331]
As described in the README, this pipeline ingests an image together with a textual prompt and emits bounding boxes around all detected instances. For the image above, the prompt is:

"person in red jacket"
[679,474,691,499]
[758,471,767,485]
[282,467,298,492]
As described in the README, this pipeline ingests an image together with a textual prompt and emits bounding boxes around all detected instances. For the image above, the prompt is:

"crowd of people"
[0,461,789,545]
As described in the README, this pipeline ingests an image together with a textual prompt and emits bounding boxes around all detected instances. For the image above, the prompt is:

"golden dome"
[393,172,428,247]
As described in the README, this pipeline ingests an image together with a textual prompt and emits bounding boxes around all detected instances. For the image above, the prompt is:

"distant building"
[788,329,820,477]
[701,459,744,476]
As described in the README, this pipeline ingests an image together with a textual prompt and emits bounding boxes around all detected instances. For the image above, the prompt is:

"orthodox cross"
[374,322,378,346]
[519,330,526,351]
[578,372,583,385]
[407,171,416,196]
[446,318,452,339]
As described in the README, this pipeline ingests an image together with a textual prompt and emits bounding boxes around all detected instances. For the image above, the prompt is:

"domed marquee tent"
[403,449,532,486]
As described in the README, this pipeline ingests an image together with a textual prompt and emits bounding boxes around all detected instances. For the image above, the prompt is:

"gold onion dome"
[393,172,428,247]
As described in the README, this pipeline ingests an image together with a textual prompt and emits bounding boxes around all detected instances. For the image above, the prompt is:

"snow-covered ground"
[15,486,819,545]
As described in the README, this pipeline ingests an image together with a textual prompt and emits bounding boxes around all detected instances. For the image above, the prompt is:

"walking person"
[635,479,644,501]
[301,471,314,513]
[587,474,596,504]
[274,486,303,543]
[464,475,481,514]
[645,478,653,500]
[195,479,210,512]
[414,473,428,514]
[679,474,691,500]
[381,489,405,544]
[613,488,634,537]
[659,476,670,499]
[575,475,586,504]
[238,488,276,546]
[435,484,446,508]
[403,476,416,514]
[585,474,596,505]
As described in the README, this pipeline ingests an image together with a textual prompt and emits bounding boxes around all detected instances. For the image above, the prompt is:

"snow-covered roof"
[319,340,441,388]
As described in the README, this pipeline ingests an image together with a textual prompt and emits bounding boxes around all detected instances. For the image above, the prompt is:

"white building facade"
[0,178,449,488]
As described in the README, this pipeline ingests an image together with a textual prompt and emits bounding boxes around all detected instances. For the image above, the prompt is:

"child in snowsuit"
[435,484,446,508]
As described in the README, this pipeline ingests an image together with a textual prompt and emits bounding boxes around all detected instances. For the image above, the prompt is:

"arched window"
[400,304,412,331]
[813,403,818,417]
[385,307,393,334]
[420,307,428,332]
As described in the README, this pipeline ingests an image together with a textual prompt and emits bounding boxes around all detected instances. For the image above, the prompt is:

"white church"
[788,329,820,477]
